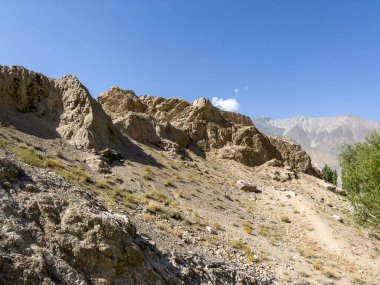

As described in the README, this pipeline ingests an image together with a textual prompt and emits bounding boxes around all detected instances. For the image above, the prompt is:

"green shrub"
[144,190,171,204]
[55,149,64,158]
[230,239,244,249]
[95,180,113,189]
[340,132,380,234]
[164,180,175,187]
[45,158,65,169]
[280,215,291,223]
[12,146,45,167]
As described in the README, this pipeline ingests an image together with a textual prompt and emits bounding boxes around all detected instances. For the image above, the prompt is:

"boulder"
[265,159,285,167]
[236,180,261,193]
[272,170,297,182]
[86,155,111,173]
[269,136,321,177]
[332,215,344,223]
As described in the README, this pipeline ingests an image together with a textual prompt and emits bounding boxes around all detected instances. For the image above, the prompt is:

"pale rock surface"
[269,136,320,177]
[99,88,319,176]
[0,157,177,285]
[0,66,124,150]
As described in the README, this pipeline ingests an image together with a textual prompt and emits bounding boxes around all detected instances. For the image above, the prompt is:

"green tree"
[332,169,338,186]
[340,132,380,235]
[322,164,334,184]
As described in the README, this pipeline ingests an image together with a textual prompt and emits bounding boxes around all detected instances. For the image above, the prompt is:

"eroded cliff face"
[0,66,123,149]
[98,87,320,175]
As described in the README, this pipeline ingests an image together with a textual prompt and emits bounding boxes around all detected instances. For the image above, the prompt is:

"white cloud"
[211,97,240,112]
[234,88,239,95]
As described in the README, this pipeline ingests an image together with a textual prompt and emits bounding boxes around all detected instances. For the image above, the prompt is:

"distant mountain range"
[254,115,380,171]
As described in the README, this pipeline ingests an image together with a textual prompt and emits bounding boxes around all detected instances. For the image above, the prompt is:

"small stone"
[332,215,343,223]
[285,191,296,197]
[24,183,38,193]
[206,226,215,234]
[3,182,11,189]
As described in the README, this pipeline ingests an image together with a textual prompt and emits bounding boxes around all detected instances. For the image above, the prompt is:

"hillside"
[254,116,380,171]
[0,66,379,285]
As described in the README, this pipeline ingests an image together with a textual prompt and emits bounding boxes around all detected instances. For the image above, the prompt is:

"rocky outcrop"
[220,110,253,126]
[55,75,123,149]
[0,157,176,285]
[0,66,123,150]
[269,136,321,177]
[98,87,147,116]
[98,90,318,175]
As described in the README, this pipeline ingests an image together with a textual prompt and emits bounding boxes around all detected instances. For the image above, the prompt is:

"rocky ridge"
[98,87,319,175]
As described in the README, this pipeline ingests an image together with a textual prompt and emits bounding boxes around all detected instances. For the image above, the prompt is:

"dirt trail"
[294,194,380,284]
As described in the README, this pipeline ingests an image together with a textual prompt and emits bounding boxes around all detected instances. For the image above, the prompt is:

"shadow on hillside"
[115,136,164,168]
[0,110,62,140]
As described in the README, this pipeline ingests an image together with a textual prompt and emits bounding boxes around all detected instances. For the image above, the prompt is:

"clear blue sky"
[2,0,380,121]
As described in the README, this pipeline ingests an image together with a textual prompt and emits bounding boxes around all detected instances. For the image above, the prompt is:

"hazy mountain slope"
[254,116,380,170]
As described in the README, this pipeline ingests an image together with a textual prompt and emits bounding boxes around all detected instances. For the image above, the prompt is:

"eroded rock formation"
[0,66,123,149]
[98,87,320,175]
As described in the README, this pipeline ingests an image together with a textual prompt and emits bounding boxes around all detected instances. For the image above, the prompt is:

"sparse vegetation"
[164,180,175,187]
[147,201,165,214]
[156,222,170,232]
[142,213,154,222]
[143,166,153,180]
[257,225,269,237]
[11,145,45,167]
[243,225,253,234]
[55,149,64,158]
[144,189,172,204]
[45,158,65,169]
[280,215,291,223]
[242,246,251,254]
[214,223,221,230]
[95,179,113,189]
[230,239,244,249]
[313,262,322,271]
[123,192,147,208]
